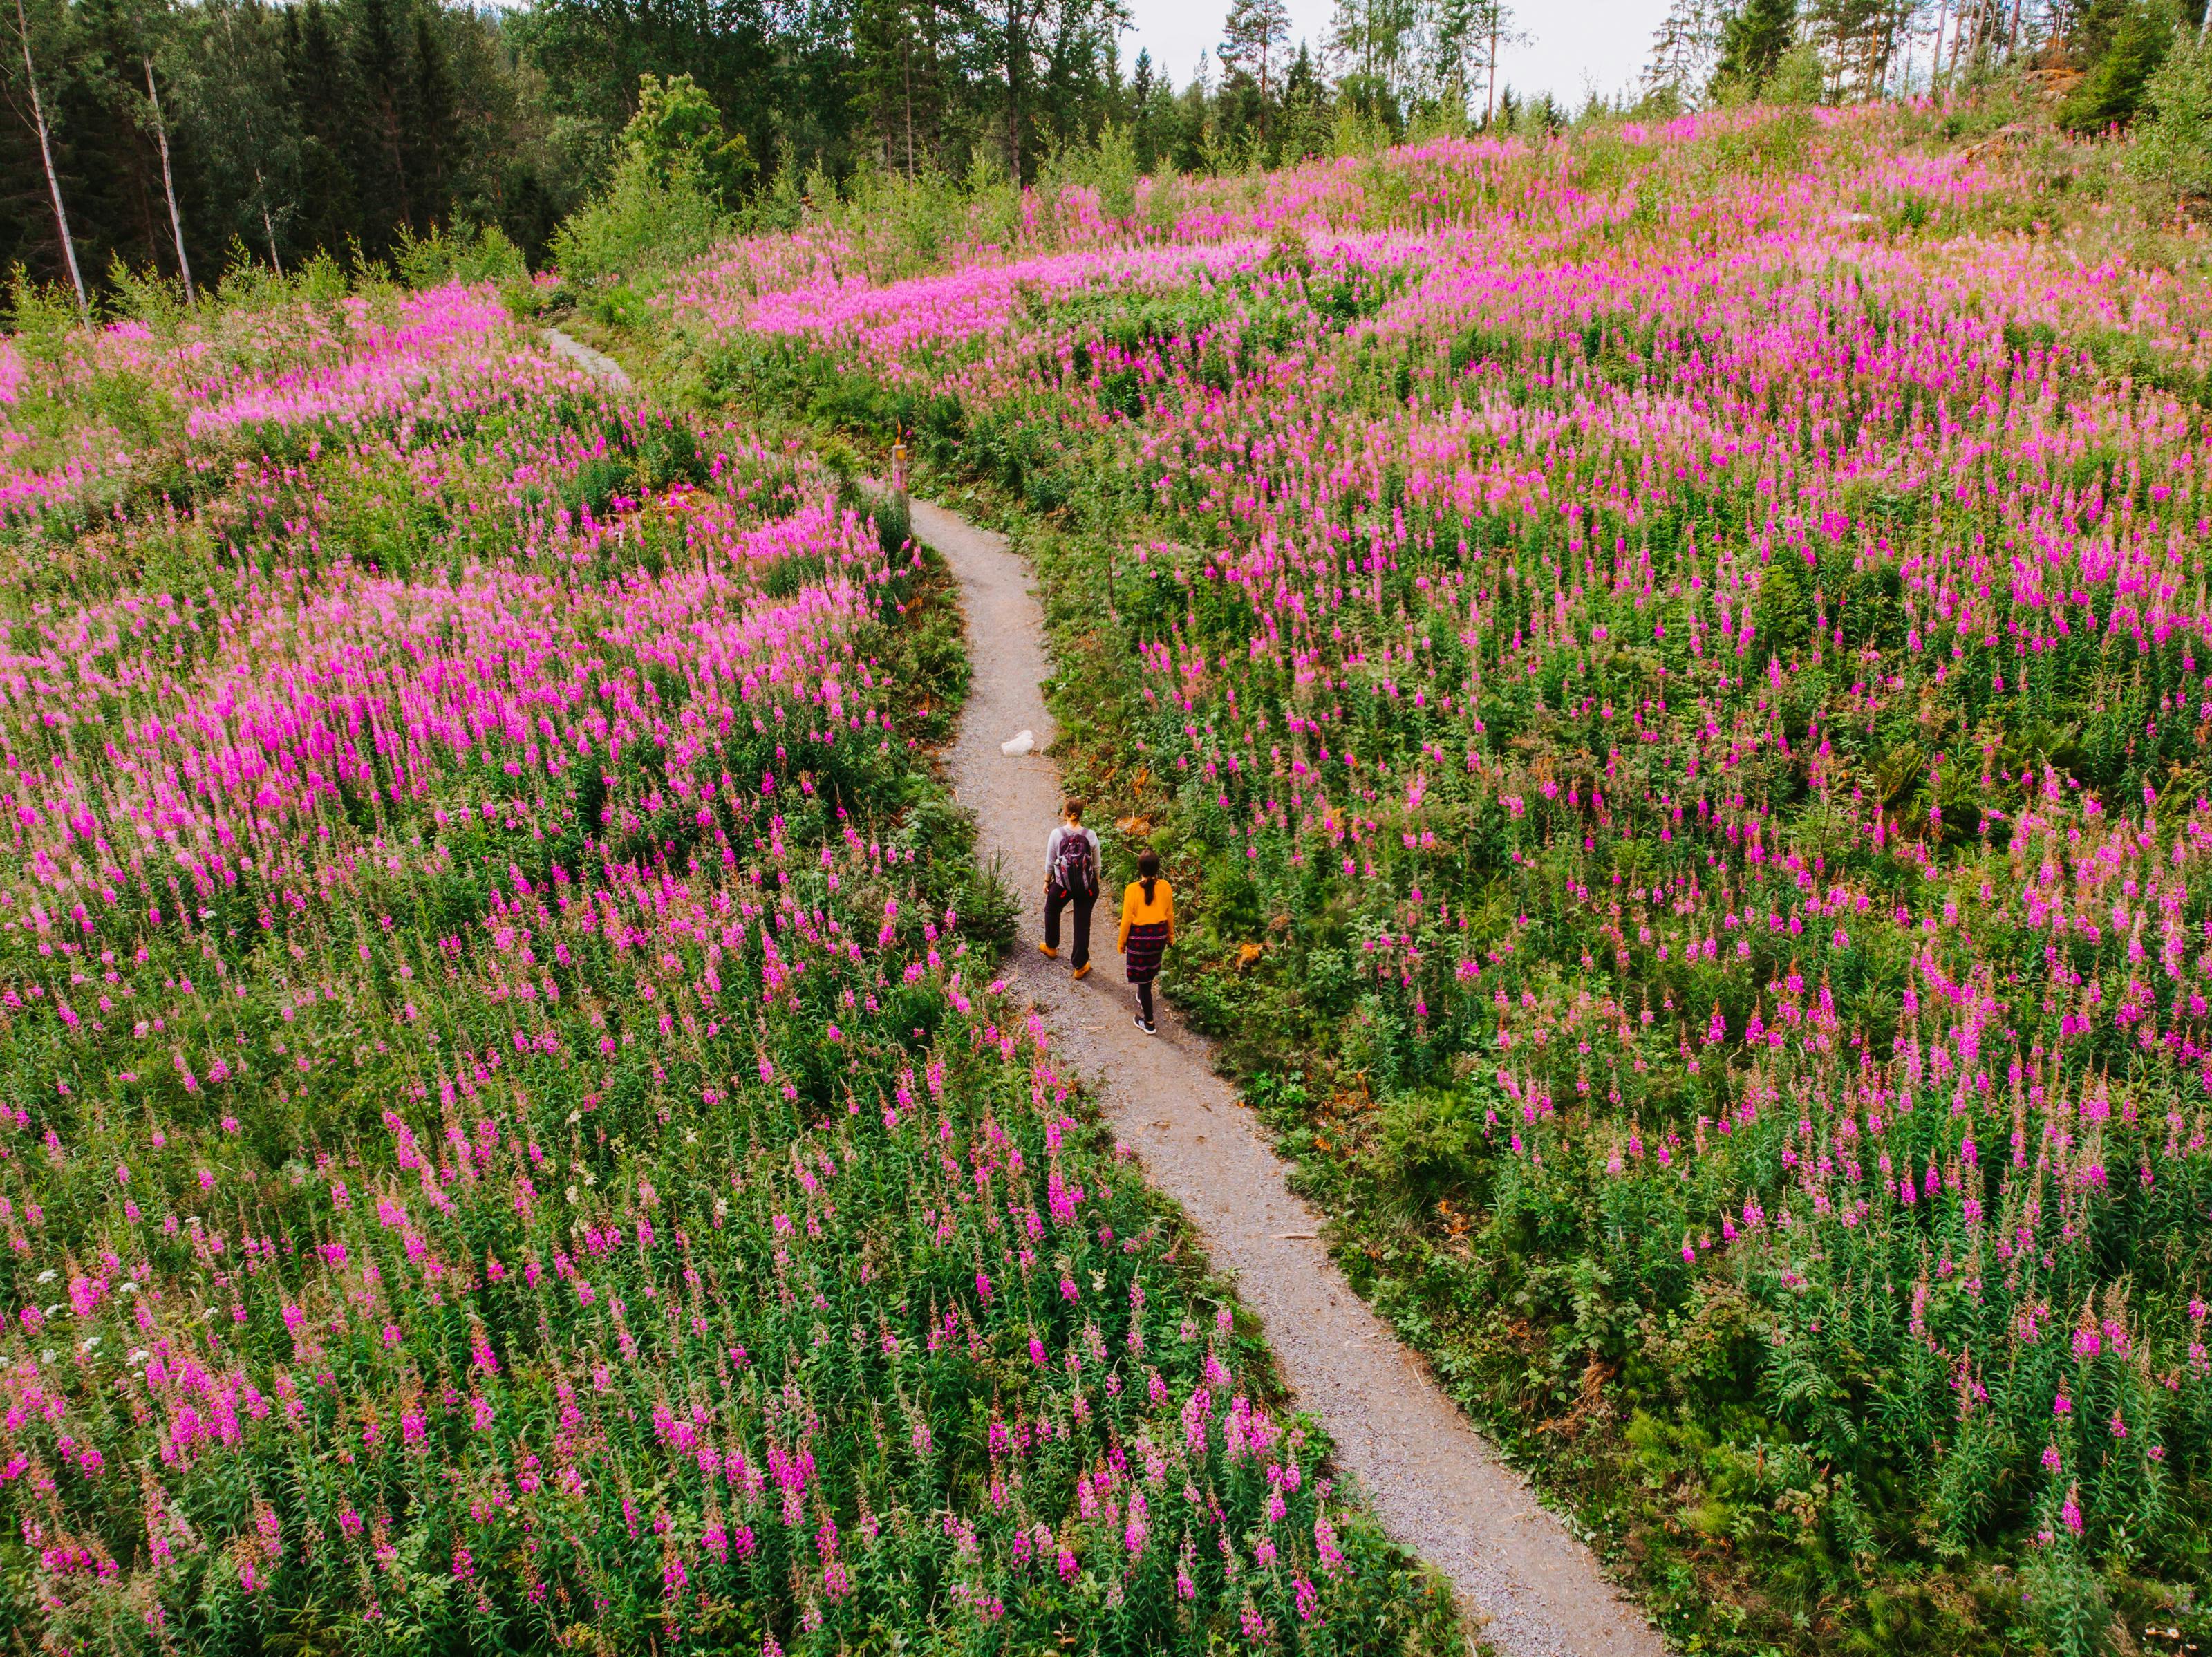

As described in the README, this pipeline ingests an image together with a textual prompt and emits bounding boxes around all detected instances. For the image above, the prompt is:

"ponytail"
[1137,850,1161,905]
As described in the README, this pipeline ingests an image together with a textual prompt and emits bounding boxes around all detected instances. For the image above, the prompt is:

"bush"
[549,74,738,290]
[393,222,529,289]
[550,162,725,290]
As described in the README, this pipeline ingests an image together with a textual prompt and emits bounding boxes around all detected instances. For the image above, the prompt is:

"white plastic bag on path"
[1000,729,1035,758]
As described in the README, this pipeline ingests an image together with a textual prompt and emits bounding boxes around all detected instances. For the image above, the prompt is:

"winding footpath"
[541,329,1663,1656]
[543,327,634,386]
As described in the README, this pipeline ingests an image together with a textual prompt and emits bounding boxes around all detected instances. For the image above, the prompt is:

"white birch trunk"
[15,0,86,319]
[143,58,194,306]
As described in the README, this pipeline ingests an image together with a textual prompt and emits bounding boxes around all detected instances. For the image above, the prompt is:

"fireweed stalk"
[679,104,2212,1647]
[0,288,1456,1653]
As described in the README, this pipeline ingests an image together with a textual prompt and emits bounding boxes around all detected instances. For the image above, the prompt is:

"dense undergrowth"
[646,101,2212,1656]
[0,281,1461,1652]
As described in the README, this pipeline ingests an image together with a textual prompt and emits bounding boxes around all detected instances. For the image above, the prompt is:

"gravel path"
[913,497,1667,1657]
[543,327,633,388]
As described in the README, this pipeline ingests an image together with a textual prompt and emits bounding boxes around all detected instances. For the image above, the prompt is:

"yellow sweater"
[1116,879,1174,952]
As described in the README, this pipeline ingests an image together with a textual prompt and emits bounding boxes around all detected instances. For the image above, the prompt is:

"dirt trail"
[915,497,1666,1657]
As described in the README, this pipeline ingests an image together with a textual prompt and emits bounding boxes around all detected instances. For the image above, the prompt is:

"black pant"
[1136,980,1155,1023]
[1044,886,1093,969]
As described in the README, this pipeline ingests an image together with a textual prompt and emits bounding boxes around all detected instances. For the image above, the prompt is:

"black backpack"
[1053,830,1098,898]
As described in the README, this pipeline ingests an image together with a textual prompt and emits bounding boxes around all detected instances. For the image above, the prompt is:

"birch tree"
[10,0,86,317]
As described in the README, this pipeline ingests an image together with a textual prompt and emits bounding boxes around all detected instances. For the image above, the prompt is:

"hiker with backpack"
[1040,798,1101,978]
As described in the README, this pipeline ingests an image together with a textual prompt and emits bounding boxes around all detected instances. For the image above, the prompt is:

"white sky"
[1120,0,1678,109]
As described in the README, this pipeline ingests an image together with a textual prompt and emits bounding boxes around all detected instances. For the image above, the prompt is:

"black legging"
[1044,886,1093,969]
[1136,980,1155,1023]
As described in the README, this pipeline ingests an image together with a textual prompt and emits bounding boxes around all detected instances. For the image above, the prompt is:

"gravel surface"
[913,497,1668,1657]
[543,328,633,388]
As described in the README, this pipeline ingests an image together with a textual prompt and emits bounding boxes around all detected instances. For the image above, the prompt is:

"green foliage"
[549,158,725,296]
[0,284,1465,1657]
[6,266,83,361]
[1371,1088,1485,1209]
[2065,0,2180,132]
[103,257,193,331]
[697,107,2212,1657]
[1712,0,1799,100]
[2127,30,2212,207]
[391,222,529,288]
[1767,44,1826,107]
[2,0,580,297]
[622,71,754,205]
[545,73,763,301]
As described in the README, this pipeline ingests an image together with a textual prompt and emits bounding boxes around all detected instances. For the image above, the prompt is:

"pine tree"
[1130,47,1183,171]
[1423,0,1510,120]
[139,55,189,300]
[1221,0,1289,133]
[1277,38,1330,155]
[1328,0,1421,122]
[2063,0,2179,129]
[1806,0,1914,99]
[1645,0,1726,99]
[189,0,301,274]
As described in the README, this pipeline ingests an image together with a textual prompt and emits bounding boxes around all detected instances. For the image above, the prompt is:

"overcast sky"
[1120,0,1678,109]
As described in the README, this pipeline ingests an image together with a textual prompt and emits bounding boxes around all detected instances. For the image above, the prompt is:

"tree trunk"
[902,30,916,179]
[255,166,284,277]
[1005,0,1024,183]
[15,0,86,319]
[1259,26,1274,145]
[144,58,194,306]
[1485,17,1499,125]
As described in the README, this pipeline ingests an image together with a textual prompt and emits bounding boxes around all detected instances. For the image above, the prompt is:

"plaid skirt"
[1123,921,1170,984]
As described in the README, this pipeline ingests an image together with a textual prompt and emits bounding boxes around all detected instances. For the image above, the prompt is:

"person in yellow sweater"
[1116,849,1174,1035]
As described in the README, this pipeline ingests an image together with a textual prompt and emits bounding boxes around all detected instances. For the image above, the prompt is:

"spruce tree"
[347,0,414,243]
[285,0,360,253]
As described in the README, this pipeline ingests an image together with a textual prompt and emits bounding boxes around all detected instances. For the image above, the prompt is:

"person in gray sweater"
[1040,797,1102,977]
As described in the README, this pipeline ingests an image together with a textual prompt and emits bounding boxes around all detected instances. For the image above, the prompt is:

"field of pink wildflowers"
[0,283,1459,1652]
[671,104,2212,1655]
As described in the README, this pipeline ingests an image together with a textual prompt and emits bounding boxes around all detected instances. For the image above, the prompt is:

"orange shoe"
[1038,943,1058,958]
[1073,963,1091,980]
